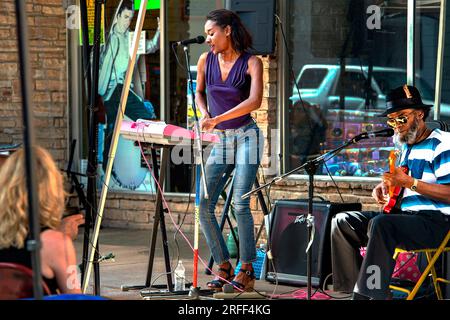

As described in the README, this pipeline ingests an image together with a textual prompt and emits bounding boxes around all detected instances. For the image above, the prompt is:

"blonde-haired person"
[0,146,82,295]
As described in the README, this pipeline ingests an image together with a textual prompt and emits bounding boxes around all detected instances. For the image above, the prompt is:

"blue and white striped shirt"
[400,129,450,215]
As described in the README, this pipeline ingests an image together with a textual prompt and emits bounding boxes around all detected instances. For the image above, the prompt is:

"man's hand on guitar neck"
[382,167,414,189]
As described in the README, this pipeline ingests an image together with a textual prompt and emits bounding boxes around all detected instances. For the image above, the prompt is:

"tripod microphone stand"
[242,128,394,299]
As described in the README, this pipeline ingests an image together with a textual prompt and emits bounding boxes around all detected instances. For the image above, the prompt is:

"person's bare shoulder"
[197,52,209,68]
[41,229,80,293]
[41,229,73,253]
[196,52,209,92]
[248,55,263,70]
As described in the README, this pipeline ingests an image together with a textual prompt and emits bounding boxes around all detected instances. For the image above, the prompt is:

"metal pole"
[305,162,316,301]
[434,0,446,120]
[407,0,416,86]
[182,44,209,297]
[183,47,209,197]
[14,0,43,300]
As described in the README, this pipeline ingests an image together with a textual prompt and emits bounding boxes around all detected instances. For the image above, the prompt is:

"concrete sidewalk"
[74,227,349,300]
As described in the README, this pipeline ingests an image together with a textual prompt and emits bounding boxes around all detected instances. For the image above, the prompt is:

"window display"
[286,0,446,177]
[97,0,159,191]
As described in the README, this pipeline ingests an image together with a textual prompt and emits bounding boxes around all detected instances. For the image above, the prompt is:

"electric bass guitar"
[383,150,408,214]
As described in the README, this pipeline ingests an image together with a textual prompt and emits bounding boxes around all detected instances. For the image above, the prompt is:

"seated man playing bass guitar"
[330,85,450,300]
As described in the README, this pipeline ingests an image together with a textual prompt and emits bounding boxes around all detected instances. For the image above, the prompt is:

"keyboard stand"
[121,144,174,292]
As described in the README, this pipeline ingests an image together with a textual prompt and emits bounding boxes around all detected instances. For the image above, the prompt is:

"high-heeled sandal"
[230,268,255,292]
[207,262,235,291]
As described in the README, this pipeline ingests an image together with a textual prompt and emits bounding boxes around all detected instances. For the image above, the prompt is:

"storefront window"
[88,0,224,193]
[167,0,225,192]
[285,0,444,178]
[93,0,161,192]
[415,1,449,122]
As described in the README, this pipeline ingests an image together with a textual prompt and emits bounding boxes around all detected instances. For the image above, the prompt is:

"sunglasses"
[386,111,416,128]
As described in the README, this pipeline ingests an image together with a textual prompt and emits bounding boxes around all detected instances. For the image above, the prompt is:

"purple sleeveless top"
[205,51,252,130]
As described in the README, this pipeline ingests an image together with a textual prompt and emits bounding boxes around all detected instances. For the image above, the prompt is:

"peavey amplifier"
[265,200,361,287]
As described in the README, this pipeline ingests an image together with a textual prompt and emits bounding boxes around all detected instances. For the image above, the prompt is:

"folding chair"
[0,262,51,299]
[389,230,450,300]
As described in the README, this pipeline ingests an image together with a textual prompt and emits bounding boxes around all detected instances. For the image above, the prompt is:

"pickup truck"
[288,65,449,177]
[289,64,450,122]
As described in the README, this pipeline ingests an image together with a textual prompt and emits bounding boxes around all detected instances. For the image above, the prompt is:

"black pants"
[331,210,449,299]
[103,84,156,172]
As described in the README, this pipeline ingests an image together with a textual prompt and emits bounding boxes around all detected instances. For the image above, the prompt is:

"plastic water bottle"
[174,260,186,291]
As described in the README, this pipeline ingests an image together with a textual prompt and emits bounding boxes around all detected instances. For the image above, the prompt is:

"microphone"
[174,35,205,46]
[353,128,394,142]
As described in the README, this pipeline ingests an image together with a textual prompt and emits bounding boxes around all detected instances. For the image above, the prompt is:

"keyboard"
[120,120,220,146]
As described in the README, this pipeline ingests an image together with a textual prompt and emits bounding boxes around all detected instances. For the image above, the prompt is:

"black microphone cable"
[171,42,188,72]
[274,14,313,131]
[171,37,206,72]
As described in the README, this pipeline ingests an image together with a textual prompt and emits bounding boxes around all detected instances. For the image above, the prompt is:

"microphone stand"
[242,134,365,300]
[181,44,209,299]
[182,46,209,198]
[14,0,43,300]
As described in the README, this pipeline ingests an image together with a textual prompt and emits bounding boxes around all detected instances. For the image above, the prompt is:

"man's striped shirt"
[400,129,450,215]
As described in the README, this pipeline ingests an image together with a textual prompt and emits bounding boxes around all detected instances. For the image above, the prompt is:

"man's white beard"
[393,117,420,147]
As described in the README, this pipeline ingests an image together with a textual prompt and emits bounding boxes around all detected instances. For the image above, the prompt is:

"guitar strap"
[393,146,413,212]
[392,188,405,212]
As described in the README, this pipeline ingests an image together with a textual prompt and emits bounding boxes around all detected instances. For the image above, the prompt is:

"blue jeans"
[199,121,263,264]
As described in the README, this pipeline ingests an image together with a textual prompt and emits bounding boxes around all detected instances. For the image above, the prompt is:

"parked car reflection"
[287,64,450,177]
[289,64,450,122]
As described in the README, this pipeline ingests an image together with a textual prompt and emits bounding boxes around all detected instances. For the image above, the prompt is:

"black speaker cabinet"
[265,200,361,287]
[225,0,276,55]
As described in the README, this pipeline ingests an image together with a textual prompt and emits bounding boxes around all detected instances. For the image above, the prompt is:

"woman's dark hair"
[118,0,134,15]
[206,9,253,53]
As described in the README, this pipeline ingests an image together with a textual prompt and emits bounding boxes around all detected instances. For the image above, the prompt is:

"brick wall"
[101,192,228,231]
[0,0,68,166]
